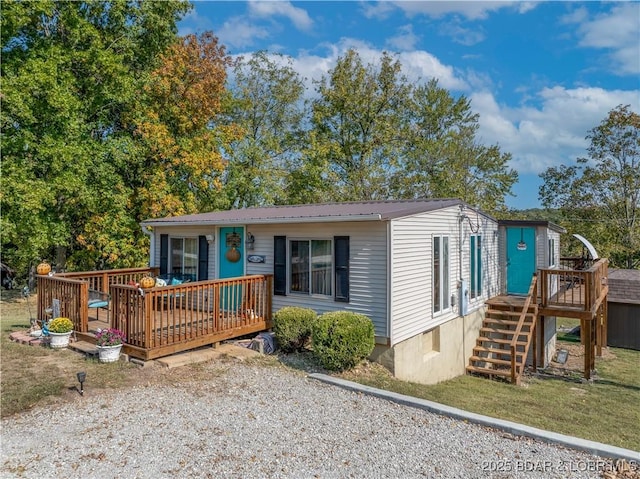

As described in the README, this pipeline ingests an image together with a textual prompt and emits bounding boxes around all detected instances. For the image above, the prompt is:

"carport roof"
[141,199,465,226]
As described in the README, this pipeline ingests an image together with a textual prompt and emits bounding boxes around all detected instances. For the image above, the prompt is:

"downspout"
[141,225,155,268]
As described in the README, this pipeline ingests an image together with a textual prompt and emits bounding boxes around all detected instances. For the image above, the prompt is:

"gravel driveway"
[0,361,619,478]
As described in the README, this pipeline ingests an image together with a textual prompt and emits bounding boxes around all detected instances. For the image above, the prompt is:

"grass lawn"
[340,333,640,452]
[2,292,639,452]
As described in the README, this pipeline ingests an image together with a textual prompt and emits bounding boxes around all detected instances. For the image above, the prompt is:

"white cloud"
[386,24,420,51]
[248,1,313,31]
[568,3,640,75]
[398,51,468,91]
[438,21,485,46]
[472,87,640,175]
[178,9,214,36]
[216,16,270,49]
[392,1,532,20]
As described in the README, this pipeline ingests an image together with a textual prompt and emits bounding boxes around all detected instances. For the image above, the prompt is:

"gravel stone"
[0,362,618,478]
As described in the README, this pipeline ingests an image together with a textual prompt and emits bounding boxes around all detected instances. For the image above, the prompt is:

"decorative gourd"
[37,262,52,275]
[139,276,155,289]
[225,247,241,263]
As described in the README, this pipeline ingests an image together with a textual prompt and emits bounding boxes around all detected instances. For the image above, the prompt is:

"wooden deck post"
[584,318,592,380]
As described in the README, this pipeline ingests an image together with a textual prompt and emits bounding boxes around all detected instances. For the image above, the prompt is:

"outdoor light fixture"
[517,228,527,251]
[205,234,214,244]
[76,371,86,396]
[245,232,255,250]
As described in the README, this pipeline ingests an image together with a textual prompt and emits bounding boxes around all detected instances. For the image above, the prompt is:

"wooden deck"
[38,269,273,361]
[468,258,609,383]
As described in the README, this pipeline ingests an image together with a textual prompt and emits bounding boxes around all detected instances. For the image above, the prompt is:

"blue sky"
[179,1,640,210]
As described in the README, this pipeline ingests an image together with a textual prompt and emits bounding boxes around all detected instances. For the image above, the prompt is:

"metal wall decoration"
[247,255,266,264]
[225,230,242,263]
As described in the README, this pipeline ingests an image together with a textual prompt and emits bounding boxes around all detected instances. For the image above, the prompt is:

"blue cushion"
[170,278,183,286]
[88,300,109,309]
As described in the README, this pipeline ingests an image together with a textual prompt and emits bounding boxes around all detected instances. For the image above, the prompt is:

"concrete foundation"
[372,308,485,385]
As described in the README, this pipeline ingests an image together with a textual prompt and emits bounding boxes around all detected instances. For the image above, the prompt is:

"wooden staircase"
[467,275,538,384]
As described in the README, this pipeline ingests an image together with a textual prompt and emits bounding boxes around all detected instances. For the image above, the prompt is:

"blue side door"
[506,227,536,295]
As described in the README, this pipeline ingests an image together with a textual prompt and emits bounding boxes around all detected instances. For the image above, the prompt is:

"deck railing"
[110,275,273,359]
[510,274,538,384]
[57,267,159,294]
[37,275,89,332]
[539,258,608,316]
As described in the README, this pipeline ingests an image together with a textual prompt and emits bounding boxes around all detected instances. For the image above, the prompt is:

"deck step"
[482,317,520,327]
[476,337,528,346]
[465,365,512,378]
[473,345,523,357]
[469,355,514,367]
[480,327,530,336]
[485,309,536,318]
[68,340,98,356]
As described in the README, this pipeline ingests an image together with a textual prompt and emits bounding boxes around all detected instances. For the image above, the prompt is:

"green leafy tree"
[222,51,306,208]
[0,0,190,274]
[540,105,640,268]
[289,49,410,202]
[393,79,516,212]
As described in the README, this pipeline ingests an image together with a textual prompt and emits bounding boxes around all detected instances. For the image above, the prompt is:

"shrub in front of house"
[312,311,375,371]
[273,306,318,352]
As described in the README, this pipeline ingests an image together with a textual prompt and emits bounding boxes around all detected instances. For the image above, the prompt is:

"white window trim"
[433,234,451,316]
[470,234,483,302]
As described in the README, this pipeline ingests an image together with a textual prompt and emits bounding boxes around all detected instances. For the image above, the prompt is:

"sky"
[179,1,640,210]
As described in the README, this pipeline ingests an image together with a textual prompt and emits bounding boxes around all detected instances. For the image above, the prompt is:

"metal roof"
[498,219,567,234]
[141,199,465,226]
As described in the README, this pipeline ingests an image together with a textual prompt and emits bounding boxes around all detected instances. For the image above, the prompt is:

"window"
[548,238,556,266]
[433,235,450,313]
[470,235,482,299]
[170,237,198,277]
[274,236,349,301]
[290,239,332,296]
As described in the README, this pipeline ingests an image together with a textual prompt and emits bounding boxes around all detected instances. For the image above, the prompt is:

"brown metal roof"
[142,199,464,226]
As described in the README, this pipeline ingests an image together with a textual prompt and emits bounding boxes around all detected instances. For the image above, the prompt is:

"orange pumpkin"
[37,262,52,275]
[139,276,155,289]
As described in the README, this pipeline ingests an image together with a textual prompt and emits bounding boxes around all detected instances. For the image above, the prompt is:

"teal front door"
[506,227,536,295]
[219,227,244,310]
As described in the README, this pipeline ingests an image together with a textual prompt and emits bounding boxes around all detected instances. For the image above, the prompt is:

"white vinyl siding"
[390,206,500,345]
[244,222,389,338]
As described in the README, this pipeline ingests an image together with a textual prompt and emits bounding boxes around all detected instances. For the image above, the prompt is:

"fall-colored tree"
[1,0,190,274]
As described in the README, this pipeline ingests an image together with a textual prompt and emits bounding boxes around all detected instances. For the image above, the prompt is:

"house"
[141,199,503,384]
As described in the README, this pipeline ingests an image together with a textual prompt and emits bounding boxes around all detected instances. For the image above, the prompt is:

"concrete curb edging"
[309,373,640,463]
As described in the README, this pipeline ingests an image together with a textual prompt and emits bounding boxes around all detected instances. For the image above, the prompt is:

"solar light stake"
[76,371,86,396]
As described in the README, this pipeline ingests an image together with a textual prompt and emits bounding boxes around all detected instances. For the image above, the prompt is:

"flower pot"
[97,344,122,363]
[49,331,72,349]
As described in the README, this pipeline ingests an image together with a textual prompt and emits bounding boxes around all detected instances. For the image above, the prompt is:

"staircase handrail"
[510,274,538,383]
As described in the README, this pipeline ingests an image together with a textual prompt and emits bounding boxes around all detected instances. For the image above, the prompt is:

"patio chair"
[88,289,110,322]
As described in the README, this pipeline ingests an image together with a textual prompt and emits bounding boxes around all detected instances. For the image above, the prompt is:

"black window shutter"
[198,235,208,281]
[160,234,169,275]
[274,236,286,295]
[334,236,349,302]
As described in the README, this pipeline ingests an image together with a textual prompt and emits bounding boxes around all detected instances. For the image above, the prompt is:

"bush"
[312,311,375,371]
[273,307,317,352]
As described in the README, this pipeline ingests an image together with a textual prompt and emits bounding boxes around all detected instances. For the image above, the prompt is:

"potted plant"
[48,317,74,348]
[95,328,126,363]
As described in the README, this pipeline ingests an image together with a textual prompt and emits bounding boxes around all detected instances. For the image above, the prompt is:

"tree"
[0,0,191,274]
[134,31,240,218]
[539,105,640,268]
[290,49,411,202]
[393,79,516,212]
[222,51,306,208]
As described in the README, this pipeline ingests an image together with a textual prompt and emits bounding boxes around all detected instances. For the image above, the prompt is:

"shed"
[607,269,640,351]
